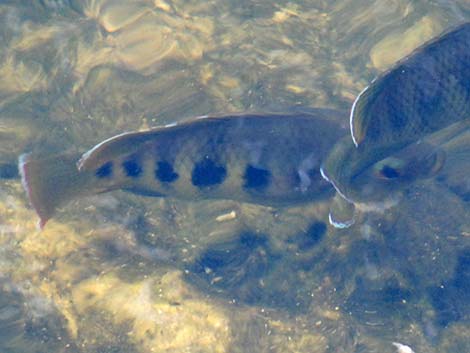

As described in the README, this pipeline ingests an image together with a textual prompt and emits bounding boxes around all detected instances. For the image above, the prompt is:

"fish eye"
[372,157,405,180]
[378,165,401,179]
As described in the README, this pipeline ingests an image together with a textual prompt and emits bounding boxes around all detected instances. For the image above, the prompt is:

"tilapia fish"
[351,22,470,149]
[322,119,470,228]
[321,22,470,206]
[19,110,347,228]
[323,119,469,203]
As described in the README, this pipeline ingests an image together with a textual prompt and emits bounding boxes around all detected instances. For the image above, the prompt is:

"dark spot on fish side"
[301,222,327,249]
[380,165,401,179]
[243,165,271,190]
[123,158,142,177]
[191,158,226,187]
[155,161,178,183]
[0,163,19,179]
[95,161,113,178]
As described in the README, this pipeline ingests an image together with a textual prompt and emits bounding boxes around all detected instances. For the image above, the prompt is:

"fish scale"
[351,22,470,148]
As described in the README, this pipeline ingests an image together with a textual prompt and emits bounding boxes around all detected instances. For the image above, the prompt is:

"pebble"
[392,342,415,353]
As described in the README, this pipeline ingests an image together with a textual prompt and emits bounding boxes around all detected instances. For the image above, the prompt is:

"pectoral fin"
[418,147,446,177]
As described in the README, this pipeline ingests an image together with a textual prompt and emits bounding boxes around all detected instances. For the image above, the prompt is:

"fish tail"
[18,153,92,229]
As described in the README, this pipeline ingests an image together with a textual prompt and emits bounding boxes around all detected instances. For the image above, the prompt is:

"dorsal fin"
[350,22,470,147]
[77,129,162,172]
[350,84,374,146]
[77,115,243,171]
[77,113,301,172]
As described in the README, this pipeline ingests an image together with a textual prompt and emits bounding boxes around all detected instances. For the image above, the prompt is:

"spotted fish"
[19,110,348,228]
[321,22,470,207]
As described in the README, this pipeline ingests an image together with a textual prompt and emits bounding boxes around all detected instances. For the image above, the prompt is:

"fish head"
[321,136,446,203]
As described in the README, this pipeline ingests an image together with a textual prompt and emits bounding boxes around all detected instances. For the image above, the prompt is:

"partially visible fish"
[321,22,470,225]
[321,119,469,227]
[322,121,470,202]
[433,126,470,201]
[19,110,348,228]
[351,22,470,148]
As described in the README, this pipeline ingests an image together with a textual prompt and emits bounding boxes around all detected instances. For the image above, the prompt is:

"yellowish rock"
[71,271,231,352]
[272,11,291,23]
[111,13,176,72]
[100,9,215,73]
[369,15,444,70]
[185,16,215,37]
[80,0,105,20]
[98,1,150,33]
[272,4,301,23]
[216,210,237,222]
[154,0,172,13]
[20,222,86,260]
[199,64,214,85]
[176,35,205,60]
[285,84,306,94]
[12,25,61,51]
[280,35,294,46]
[72,54,114,89]
[0,118,36,151]
[38,281,79,339]
[265,316,328,353]
[218,76,240,89]
[285,333,328,353]
[0,56,47,94]
[319,308,341,321]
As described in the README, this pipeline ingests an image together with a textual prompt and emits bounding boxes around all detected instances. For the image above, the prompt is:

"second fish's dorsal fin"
[350,22,470,147]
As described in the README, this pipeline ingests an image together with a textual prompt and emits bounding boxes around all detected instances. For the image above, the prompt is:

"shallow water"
[0,1,469,352]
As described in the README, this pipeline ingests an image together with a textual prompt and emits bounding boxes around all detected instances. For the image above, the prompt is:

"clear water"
[0,1,469,352]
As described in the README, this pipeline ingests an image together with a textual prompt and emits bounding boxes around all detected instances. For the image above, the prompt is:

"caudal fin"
[18,153,92,229]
